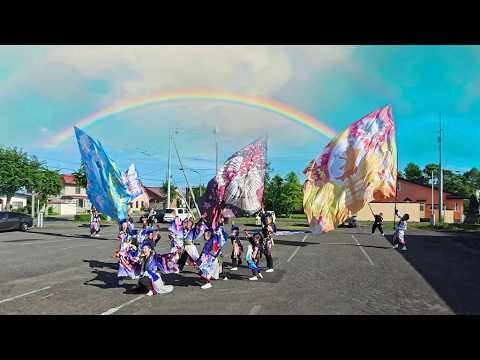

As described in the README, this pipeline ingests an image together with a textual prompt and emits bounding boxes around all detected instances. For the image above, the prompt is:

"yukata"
[168,220,184,256]
[213,223,228,277]
[127,217,136,234]
[138,251,174,295]
[197,233,223,282]
[393,212,408,247]
[137,226,154,251]
[90,213,101,235]
[261,223,276,270]
[230,234,244,268]
[245,241,262,277]
[116,232,140,279]
[177,224,203,270]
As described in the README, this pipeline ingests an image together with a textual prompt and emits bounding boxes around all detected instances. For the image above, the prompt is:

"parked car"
[341,215,357,228]
[163,208,191,223]
[154,209,165,223]
[0,212,33,232]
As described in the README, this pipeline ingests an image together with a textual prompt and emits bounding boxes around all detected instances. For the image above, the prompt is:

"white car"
[163,208,192,223]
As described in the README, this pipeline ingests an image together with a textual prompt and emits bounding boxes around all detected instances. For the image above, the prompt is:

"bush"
[74,213,108,222]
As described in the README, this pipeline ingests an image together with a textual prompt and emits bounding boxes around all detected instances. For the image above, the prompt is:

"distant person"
[371,212,385,236]
[244,230,263,281]
[90,208,101,237]
[261,214,276,273]
[392,210,410,251]
[229,224,243,271]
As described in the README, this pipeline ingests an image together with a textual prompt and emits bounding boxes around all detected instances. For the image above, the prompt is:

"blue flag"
[74,127,130,221]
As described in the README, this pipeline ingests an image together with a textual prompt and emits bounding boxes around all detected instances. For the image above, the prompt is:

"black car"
[0,212,33,232]
[154,209,165,223]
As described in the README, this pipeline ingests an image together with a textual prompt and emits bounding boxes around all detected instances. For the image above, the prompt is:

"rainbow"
[43,91,337,147]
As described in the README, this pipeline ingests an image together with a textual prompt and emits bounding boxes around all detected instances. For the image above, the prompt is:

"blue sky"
[1,45,479,188]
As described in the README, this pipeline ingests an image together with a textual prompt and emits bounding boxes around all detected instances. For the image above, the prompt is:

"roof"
[62,174,76,185]
[398,177,469,199]
[144,186,166,201]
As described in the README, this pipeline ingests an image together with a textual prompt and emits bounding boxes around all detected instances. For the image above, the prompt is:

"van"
[163,208,191,223]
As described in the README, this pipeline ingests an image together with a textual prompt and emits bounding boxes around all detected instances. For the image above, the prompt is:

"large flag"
[74,127,131,221]
[121,163,144,200]
[202,138,267,228]
[303,105,397,234]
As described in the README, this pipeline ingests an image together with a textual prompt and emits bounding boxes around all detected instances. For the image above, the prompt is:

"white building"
[0,193,28,211]
[47,174,91,216]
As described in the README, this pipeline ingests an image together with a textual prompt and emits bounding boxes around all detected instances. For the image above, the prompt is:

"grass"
[231,215,309,231]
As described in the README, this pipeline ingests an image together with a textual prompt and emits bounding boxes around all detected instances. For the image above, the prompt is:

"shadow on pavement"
[163,273,201,287]
[325,243,392,250]
[83,269,119,289]
[385,233,480,314]
[273,239,319,247]
[78,224,113,228]
[31,231,111,240]
[83,259,117,270]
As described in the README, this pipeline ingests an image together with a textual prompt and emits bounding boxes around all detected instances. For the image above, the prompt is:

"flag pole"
[393,107,399,229]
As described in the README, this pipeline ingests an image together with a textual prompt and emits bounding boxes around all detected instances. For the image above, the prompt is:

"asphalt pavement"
[0,220,479,315]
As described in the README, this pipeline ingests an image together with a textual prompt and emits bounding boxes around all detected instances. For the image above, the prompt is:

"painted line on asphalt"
[101,295,145,315]
[286,234,309,263]
[351,235,375,266]
[0,286,51,305]
[249,304,262,315]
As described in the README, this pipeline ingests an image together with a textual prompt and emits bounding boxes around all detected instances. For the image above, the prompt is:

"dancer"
[213,215,229,280]
[371,212,385,236]
[197,228,225,289]
[90,207,101,237]
[115,221,140,286]
[261,213,276,273]
[392,209,410,251]
[132,241,174,296]
[177,219,201,272]
[244,230,263,281]
[230,224,243,271]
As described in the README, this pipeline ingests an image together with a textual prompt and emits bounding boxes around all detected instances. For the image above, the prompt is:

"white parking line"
[101,295,145,315]
[249,304,262,315]
[0,286,51,305]
[351,235,375,266]
[287,235,309,263]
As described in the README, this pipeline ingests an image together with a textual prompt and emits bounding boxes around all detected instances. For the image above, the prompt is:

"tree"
[0,147,34,210]
[33,167,63,209]
[423,163,439,184]
[404,162,425,184]
[73,163,87,188]
[283,172,304,215]
[161,180,178,206]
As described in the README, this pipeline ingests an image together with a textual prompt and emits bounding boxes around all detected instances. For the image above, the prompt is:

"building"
[129,185,180,212]
[47,174,91,215]
[355,177,468,223]
[0,193,28,211]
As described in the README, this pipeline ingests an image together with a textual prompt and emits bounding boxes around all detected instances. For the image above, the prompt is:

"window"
[178,209,183,214]
[75,187,81,194]
[419,203,425,212]
[136,201,139,208]
[141,201,144,209]
[455,203,458,212]
[397,182,401,192]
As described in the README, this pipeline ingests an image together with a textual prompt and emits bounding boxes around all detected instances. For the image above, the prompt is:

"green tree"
[283,172,303,215]
[0,147,35,210]
[33,167,63,209]
[404,162,424,184]
[73,163,87,188]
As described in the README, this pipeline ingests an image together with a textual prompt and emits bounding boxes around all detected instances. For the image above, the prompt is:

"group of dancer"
[110,208,277,296]
[371,209,410,251]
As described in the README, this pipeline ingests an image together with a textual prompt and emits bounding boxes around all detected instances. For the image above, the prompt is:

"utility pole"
[167,129,172,208]
[431,169,435,225]
[439,113,444,223]
[214,125,219,175]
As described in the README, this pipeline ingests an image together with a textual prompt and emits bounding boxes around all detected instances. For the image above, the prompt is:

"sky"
[1,45,479,189]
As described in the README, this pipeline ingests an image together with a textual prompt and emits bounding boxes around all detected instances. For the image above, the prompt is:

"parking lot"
[0,220,479,315]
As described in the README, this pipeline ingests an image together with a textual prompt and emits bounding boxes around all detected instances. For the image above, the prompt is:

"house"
[355,177,468,223]
[129,185,180,212]
[47,174,91,215]
[0,193,28,211]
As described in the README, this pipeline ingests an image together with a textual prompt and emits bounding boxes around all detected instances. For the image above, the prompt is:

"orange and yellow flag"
[303,105,397,234]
